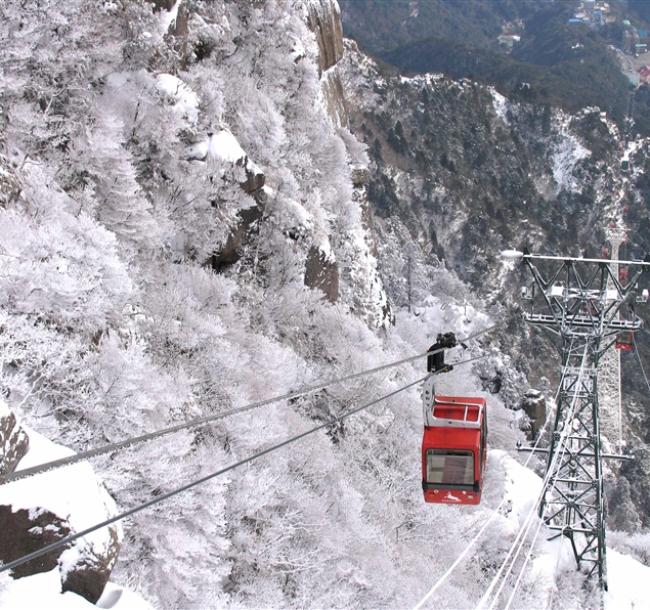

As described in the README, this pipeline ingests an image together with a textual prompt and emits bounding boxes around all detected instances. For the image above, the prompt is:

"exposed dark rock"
[351,166,370,187]
[173,2,190,38]
[0,406,29,475]
[60,526,121,604]
[304,246,339,302]
[148,0,189,38]
[0,506,71,578]
[210,201,265,272]
[0,500,122,604]
[0,156,20,208]
[520,388,546,439]
[240,164,265,195]
[306,0,344,74]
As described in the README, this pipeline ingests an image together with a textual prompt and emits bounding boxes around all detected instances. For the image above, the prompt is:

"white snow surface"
[550,121,590,194]
[156,73,199,125]
[0,568,153,610]
[490,88,510,124]
[605,549,650,609]
[209,130,247,163]
[189,130,247,164]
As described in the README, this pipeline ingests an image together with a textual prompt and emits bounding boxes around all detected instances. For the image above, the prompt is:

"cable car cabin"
[615,331,634,351]
[421,387,487,505]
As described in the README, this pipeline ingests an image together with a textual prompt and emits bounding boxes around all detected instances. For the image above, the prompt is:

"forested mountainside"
[340,0,650,135]
[1,1,649,609]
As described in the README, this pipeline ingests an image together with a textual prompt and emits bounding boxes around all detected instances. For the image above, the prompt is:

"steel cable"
[633,333,650,395]
[1,326,497,485]
[0,376,427,574]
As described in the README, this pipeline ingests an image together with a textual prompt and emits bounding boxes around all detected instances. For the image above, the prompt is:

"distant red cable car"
[619,266,629,283]
[421,378,487,505]
[615,331,634,351]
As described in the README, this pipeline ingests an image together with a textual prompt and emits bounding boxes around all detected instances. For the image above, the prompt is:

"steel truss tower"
[517,252,648,589]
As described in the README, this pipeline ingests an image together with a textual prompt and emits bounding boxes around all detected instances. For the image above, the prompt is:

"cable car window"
[426,450,474,485]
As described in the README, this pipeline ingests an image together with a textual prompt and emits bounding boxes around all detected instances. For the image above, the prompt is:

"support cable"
[477,344,589,610]
[488,365,579,610]
[1,327,497,485]
[500,403,576,610]
[544,527,567,610]
[502,517,546,610]
[633,334,650,395]
[0,374,432,575]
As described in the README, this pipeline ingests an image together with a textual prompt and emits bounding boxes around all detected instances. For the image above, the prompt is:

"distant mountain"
[338,0,543,55]
[340,0,650,135]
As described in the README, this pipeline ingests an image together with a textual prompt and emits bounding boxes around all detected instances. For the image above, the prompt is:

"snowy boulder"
[520,389,546,439]
[0,401,29,475]
[156,74,199,125]
[0,426,122,604]
[304,246,339,302]
[0,568,155,610]
[188,130,266,195]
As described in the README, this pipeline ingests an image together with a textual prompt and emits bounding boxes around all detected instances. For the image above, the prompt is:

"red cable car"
[421,378,487,505]
[619,266,629,283]
[615,331,634,351]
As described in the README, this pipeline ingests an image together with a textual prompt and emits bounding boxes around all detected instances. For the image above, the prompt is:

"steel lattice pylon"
[517,251,648,590]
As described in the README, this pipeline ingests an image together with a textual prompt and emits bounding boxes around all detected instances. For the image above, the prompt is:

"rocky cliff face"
[0,403,29,475]
[306,0,348,128]
[340,40,632,375]
[0,1,397,607]
[341,40,625,291]
[306,0,344,74]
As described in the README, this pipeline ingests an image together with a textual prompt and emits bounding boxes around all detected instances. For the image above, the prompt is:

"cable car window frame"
[426,449,474,486]
[480,415,487,468]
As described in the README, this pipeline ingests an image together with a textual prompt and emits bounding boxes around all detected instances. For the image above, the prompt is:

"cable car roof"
[427,395,485,429]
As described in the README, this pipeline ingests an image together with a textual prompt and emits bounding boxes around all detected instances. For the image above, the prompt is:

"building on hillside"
[497,34,521,50]
[637,65,650,83]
